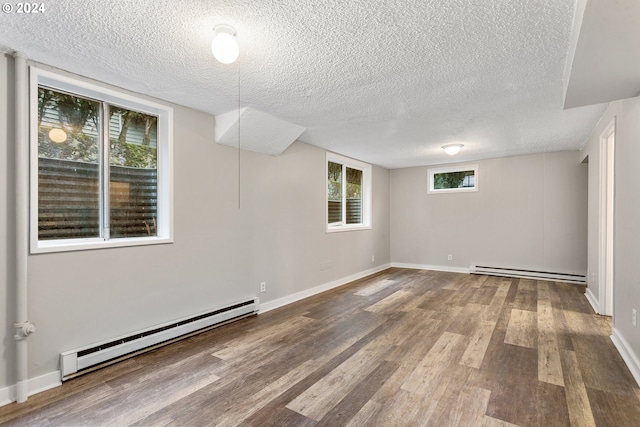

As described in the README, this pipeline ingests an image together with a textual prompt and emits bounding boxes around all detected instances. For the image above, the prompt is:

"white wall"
[390,152,588,274]
[581,96,640,384]
[0,55,391,397]
[579,102,620,310]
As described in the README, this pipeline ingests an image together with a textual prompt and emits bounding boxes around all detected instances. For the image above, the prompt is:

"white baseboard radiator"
[470,265,587,285]
[60,297,259,381]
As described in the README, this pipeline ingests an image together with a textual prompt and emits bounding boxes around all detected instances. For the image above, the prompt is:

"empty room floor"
[2,268,639,426]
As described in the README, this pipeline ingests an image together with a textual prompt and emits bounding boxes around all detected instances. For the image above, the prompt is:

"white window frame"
[30,67,174,253]
[428,164,478,194]
[326,152,372,233]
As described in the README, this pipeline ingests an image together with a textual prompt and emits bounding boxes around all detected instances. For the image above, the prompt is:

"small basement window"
[326,152,371,232]
[428,164,478,194]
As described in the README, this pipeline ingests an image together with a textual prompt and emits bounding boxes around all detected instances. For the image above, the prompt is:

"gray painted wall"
[1,54,15,395]
[581,96,640,379]
[610,97,640,358]
[0,55,391,390]
[390,152,588,274]
[613,98,640,358]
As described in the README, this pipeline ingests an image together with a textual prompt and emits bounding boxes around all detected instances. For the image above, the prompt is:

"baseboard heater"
[60,297,259,381]
[470,265,587,285]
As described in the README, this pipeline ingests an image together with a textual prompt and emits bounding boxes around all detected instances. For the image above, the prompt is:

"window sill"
[427,187,478,195]
[326,224,372,233]
[31,236,173,254]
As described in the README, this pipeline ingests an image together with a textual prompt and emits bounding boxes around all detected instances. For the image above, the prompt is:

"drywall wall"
[610,96,640,379]
[0,55,390,396]
[579,101,621,312]
[390,151,587,275]
[579,95,640,384]
[0,54,15,396]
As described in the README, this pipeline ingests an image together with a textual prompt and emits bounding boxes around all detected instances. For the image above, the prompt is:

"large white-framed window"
[428,164,478,194]
[30,67,173,253]
[326,152,371,232]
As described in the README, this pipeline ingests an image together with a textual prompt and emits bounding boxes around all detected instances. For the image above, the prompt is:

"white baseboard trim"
[584,288,600,314]
[259,263,392,314]
[390,262,470,274]
[0,370,62,407]
[611,327,640,388]
[0,265,393,407]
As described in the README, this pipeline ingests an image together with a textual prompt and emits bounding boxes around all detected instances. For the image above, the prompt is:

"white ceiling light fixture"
[211,24,239,64]
[443,143,464,156]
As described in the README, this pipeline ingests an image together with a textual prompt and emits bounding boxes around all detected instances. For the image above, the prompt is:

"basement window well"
[30,67,173,253]
[428,164,478,194]
[327,152,371,232]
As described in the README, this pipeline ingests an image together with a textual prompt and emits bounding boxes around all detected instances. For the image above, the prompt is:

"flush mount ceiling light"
[211,24,239,64]
[442,143,464,156]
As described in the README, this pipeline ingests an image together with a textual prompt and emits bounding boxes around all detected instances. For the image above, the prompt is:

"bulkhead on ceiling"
[215,107,306,156]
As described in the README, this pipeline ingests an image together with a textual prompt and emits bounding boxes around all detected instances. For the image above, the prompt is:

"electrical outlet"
[633,309,637,327]
[260,282,266,293]
[448,254,453,261]
[372,255,375,263]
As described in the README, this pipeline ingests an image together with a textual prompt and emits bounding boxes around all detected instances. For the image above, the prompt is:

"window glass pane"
[433,170,475,190]
[327,161,343,224]
[37,87,100,240]
[109,106,158,238]
[346,167,362,224]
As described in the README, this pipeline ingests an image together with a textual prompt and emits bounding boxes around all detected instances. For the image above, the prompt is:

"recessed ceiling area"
[0,0,615,168]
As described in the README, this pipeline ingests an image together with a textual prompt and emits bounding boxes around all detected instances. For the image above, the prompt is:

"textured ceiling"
[0,0,608,168]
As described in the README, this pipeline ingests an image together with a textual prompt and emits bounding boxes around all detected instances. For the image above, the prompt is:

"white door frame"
[598,117,615,316]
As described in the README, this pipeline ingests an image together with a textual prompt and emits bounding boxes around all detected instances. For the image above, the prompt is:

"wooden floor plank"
[587,386,640,426]
[438,385,491,427]
[286,314,406,421]
[503,308,538,349]
[401,331,467,395]
[343,399,384,427]
[460,320,498,369]
[353,278,397,296]
[1,269,639,427]
[482,415,520,426]
[364,289,414,313]
[538,281,564,387]
[561,349,596,427]
[513,279,538,312]
[315,360,399,426]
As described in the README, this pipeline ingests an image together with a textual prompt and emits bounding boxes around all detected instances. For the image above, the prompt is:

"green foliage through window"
[37,86,159,241]
[433,170,475,190]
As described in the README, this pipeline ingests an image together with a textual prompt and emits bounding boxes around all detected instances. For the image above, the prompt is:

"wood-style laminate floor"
[2,268,640,426]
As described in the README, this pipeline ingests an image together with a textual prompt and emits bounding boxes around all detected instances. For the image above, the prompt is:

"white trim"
[0,371,62,407]
[611,328,640,387]
[0,265,392,407]
[326,152,372,232]
[391,262,470,274]
[29,67,174,254]
[584,288,600,314]
[598,117,615,316]
[428,164,478,194]
[259,263,391,313]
